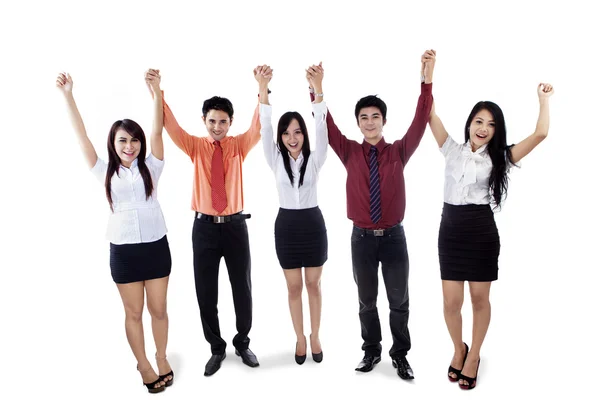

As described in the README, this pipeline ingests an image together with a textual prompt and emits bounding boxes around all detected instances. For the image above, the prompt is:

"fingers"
[254,65,273,78]
[56,72,70,87]
[540,83,553,92]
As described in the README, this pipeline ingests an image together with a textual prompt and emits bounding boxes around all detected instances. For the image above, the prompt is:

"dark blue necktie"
[369,146,381,224]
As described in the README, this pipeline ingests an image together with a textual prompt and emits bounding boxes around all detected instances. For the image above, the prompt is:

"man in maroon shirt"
[308,50,435,379]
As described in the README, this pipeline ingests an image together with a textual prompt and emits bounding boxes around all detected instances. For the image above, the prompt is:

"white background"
[1,0,598,399]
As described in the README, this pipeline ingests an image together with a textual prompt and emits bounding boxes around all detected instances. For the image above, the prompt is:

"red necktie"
[211,141,227,213]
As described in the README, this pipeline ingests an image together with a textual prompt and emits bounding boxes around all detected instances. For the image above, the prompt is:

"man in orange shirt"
[146,67,269,376]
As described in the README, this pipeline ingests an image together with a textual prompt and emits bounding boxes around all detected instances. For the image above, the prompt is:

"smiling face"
[281,118,304,159]
[114,129,140,167]
[468,109,496,151]
[357,106,386,142]
[203,109,232,142]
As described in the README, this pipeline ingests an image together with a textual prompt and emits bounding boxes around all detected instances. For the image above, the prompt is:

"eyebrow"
[360,112,380,118]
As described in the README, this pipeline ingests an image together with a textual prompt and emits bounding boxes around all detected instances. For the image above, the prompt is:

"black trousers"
[350,223,411,358]
[192,216,252,355]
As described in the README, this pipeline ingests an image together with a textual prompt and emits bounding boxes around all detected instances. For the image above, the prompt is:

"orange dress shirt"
[162,95,261,216]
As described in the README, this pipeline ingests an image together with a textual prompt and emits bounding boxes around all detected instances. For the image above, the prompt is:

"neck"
[470,140,483,152]
[121,160,132,168]
[290,151,300,160]
[365,136,382,146]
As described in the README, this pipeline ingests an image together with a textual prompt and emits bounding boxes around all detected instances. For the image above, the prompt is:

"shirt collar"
[121,158,139,170]
[464,140,488,155]
[361,136,388,155]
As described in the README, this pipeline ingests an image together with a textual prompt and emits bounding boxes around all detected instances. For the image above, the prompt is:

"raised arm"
[145,69,164,160]
[429,99,449,148]
[235,67,269,159]
[56,72,98,169]
[397,49,435,164]
[145,72,196,157]
[255,65,278,170]
[306,64,328,167]
[509,83,554,164]
[307,62,350,164]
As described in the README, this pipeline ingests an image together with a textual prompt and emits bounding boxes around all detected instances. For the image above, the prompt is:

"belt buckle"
[213,216,226,223]
[373,229,384,237]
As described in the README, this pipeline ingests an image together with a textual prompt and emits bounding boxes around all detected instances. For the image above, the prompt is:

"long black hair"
[464,101,515,209]
[105,119,153,212]
[277,112,311,187]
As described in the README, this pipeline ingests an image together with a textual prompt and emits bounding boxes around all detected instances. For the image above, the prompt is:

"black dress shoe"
[312,351,323,363]
[355,354,381,372]
[392,356,414,380]
[204,353,226,376]
[235,348,260,367]
[295,342,306,365]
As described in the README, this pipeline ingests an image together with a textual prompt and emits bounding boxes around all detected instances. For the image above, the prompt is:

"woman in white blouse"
[428,66,554,390]
[56,70,173,393]
[254,64,328,364]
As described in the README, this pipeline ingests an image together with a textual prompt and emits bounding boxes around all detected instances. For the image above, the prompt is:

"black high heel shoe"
[137,364,165,394]
[310,334,323,363]
[458,358,481,390]
[156,353,174,387]
[448,342,469,382]
[295,337,307,365]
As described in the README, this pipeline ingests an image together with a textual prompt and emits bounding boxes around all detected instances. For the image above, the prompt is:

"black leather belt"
[353,222,403,237]
[196,212,251,224]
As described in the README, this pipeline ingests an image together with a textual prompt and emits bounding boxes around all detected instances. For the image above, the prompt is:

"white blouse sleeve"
[440,135,460,158]
[90,157,108,184]
[145,153,165,180]
[259,103,280,172]
[311,101,329,170]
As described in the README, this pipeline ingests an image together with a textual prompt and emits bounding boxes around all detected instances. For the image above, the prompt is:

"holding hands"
[306,62,324,103]
[145,69,162,98]
[254,65,273,87]
[421,49,436,84]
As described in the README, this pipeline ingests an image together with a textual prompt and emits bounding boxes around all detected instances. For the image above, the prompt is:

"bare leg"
[116,282,163,389]
[283,268,306,355]
[442,280,467,380]
[145,276,172,384]
[304,266,323,354]
[459,281,492,385]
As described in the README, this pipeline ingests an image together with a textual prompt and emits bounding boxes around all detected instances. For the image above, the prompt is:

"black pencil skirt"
[274,206,328,270]
[438,203,500,282]
[109,235,172,284]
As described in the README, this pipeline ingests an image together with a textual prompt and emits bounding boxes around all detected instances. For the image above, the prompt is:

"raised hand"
[56,72,73,93]
[421,49,436,84]
[306,62,324,89]
[145,68,161,97]
[537,83,554,99]
[254,65,273,87]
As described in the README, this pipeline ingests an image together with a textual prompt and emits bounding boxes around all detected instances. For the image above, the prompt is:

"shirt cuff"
[421,82,432,94]
[259,103,272,117]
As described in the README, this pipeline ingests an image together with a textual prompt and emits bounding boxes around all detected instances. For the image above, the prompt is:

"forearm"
[259,83,269,105]
[151,90,164,160]
[534,98,550,137]
[62,92,97,168]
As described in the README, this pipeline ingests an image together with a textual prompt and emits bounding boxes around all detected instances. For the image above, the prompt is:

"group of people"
[56,49,553,393]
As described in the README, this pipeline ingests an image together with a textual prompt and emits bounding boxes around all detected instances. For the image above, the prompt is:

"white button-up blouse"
[259,102,328,209]
[440,135,520,206]
[91,154,167,244]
